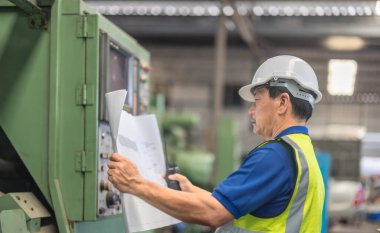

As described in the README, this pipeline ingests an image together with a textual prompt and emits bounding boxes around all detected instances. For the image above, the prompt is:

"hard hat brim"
[239,81,323,104]
[238,84,256,102]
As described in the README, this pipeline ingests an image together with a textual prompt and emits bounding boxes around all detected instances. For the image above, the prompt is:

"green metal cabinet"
[0,0,150,232]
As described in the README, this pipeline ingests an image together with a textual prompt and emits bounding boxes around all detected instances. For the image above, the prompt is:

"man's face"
[248,87,277,140]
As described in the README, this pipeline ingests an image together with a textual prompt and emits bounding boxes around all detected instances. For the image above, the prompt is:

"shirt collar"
[275,126,308,139]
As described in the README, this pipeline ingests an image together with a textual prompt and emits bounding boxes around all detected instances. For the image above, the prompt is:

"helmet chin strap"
[268,78,316,107]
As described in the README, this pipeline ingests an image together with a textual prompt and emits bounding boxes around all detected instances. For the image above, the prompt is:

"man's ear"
[278,92,290,114]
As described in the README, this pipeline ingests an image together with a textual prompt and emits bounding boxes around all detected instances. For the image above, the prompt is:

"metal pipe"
[8,0,42,15]
[211,14,227,154]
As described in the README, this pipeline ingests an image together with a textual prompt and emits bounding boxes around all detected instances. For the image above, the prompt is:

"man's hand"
[107,153,144,194]
[107,153,233,227]
[168,173,193,192]
[169,173,212,196]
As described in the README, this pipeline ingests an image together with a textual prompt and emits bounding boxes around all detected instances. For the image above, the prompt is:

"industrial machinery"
[0,0,150,232]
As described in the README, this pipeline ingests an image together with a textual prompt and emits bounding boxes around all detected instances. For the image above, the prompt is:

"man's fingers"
[168,173,187,182]
[109,153,134,165]
[107,168,114,177]
[109,153,123,161]
[107,161,118,169]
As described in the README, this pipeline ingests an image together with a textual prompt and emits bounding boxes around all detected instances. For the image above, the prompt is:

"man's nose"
[248,103,255,115]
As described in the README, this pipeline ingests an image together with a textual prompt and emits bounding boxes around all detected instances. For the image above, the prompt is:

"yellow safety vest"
[216,133,325,233]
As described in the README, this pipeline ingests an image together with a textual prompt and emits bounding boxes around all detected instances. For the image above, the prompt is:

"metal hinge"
[75,151,93,173]
[77,15,96,38]
[76,84,95,106]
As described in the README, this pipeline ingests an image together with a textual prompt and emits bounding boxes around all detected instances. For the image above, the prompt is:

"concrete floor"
[329,221,380,233]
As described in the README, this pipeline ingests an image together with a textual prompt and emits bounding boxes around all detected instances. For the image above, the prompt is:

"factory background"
[88,0,380,179]
[87,1,380,232]
[1,0,380,232]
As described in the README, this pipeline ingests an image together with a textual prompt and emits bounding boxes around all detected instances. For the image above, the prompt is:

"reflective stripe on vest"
[282,135,309,233]
[216,133,324,233]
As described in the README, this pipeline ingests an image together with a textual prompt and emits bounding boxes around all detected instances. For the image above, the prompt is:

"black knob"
[106,191,120,208]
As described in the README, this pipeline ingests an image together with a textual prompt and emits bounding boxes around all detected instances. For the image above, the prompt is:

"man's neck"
[268,118,306,140]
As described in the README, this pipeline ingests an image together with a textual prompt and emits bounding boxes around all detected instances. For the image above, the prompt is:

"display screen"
[108,47,128,93]
[99,34,137,120]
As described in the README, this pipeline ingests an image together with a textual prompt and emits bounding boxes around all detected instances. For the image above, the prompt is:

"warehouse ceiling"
[86,1,380,104]
[86,1,380,47]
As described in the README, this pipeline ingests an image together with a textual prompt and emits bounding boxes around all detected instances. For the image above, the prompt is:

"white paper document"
[105,89,127,141]
[105,90,181,233]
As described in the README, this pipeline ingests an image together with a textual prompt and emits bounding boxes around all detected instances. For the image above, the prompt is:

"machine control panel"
[97,122,122,217]
[96,33,150,217]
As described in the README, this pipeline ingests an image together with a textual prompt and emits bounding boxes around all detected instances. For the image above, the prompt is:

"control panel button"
[100,180,111,191]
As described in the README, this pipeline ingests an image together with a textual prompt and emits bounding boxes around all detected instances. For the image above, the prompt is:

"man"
[108,55,325,233]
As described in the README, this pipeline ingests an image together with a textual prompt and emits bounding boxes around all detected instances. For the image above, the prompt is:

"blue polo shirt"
[212,126,308,219]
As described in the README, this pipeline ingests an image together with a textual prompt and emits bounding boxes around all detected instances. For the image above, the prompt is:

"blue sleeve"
[212,143,293,219]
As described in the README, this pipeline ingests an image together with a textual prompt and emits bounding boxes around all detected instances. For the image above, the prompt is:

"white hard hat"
[239,55,322,105]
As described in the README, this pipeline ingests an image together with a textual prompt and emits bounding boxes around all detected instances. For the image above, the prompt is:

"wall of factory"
[146,44,380,179]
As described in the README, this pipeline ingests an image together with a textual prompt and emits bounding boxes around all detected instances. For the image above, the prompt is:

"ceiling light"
[151,6,162,16]
[347,6,356,16]
[193,6,205,16]
[284,6,294,16]
[364,6,372,16]
[253,6,264,16]
[299,6,309,16]
[208,6,220,16]
[164,6,176,16]
[327,59,357,96]
[223,6,234,16]
[315,6,324,16]
[331,6,340,16]
[268,6,279,16]
[325,36,365,51]
[376,1,380,15]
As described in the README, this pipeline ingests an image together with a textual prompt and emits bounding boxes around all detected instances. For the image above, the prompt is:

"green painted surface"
[0,8,51,206]
[0,209,28,233]
[215,117,241,183]
[0,194,19,213]
[48,1,71,231]
[0,0,15,7]
[27,218,41,233]
[75,214,155,233]
[56,13,87,221]
[0,0,151,232]
[74,214,126,233]
[175,150,215,187]
[83,14,100,221]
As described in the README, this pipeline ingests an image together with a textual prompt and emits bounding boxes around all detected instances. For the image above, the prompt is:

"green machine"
[0,0,150,232]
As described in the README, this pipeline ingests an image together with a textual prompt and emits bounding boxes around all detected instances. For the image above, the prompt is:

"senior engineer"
[108,55,325,233]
